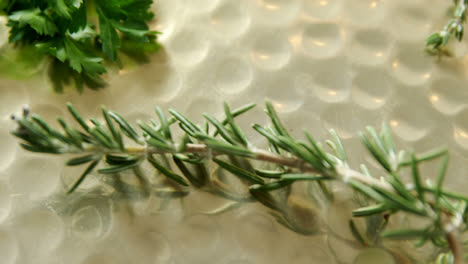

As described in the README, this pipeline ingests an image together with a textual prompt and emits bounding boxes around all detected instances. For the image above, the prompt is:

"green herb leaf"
[3,0,159,92]
[9,8,58,36]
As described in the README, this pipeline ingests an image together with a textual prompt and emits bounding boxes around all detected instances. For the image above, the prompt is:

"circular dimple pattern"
[226,260,252,264]
[389,103,433,142]
[292,247,332,264]
[168,29,210,67]
[10,157,60,199]
[453,109,468,151]
[130,231,172,263]
[0,181,12,222]
[140,65,183,103]
[0,81,28,120]
[214,57,253,94]
[2,0,468,263]
[172,214,220,257]
[81,253,119,264]
[353,248,395,264]
[211,0,250,39]
[312,58,351,103]
[0,229,18,264]
[234,213,278,256]
[250,32,291,71]
[251,0,301,25]
[352,68,392,109]
[392,44,432,85]
[15,210,64,256]
[302,23,342,59]
[303,0,342,19]
[186,0,219,14]
[72,206,104,240]
[266,75,304,113]
[429,77,468,115]
[150,0,180,38]
[345,0,387,25]
[0,120,16,172]
[350,29,391,65]
[321,103,367,139]
[389,5,430,42]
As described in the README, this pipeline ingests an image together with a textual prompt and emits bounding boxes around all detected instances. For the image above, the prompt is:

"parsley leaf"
[1,0,159,93]
[9,8,58,36]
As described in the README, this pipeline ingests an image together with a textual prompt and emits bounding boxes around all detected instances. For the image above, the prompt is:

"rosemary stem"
[84,143,395,193]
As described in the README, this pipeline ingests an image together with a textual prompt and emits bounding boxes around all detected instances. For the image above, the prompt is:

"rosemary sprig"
[426,0,468,55]
[11,102,468,263]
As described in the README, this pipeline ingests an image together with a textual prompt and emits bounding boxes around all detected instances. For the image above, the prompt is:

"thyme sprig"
[11,101,468,263]
[426,0,468,55]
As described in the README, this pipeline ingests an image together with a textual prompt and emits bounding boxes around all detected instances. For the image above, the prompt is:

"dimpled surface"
[0,0,467,263]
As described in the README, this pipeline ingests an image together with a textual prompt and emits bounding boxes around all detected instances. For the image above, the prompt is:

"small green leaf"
[255,169,285,179]
[250,188,282,211]
[173,156,205,188]
[203,113,238,145]
[213,158,264,184]
[67,159,100,194]
[281,173,329,181]
[305,131,335,168]
[360,132,392,172]
[137,120,168,143]
[399,147,448,167]
[148,155,189,186]
[169,109,202,134]
[214,103,256,137]
[155,106,172,140]
[410,152,425,204]
[374,187,426,216]
[66,154,97,166]
[435,154,449,208]
[97,7,120,61]
[109,111,141,143]
[102,106,123,150]
[9,8,58,36]
[348,179,383,202]
[198,136,256,158]
[98,159,141,174]
[352,203,387,217]
[249,180,293,191]
[224,102,248,146]
[265,100,290,137]
[329,129,347,162]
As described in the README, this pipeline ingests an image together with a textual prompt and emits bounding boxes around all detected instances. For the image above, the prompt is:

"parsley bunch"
[1,0,160,92]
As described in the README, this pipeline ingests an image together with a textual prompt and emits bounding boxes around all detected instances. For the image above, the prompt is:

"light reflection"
[422,73,431,79]
[328,90,337,96]
[374,98,383,104]
[260,0,279,11]
[392,61,398,69]
[375,52,383,57]
[430,95,439,102]
[257,54,270,60]
[319,0,328,6]
[313,40,326,46]
[289,34,302,49]
[457,130,468,139]
[390,120,399,127]
[370,1,377,9]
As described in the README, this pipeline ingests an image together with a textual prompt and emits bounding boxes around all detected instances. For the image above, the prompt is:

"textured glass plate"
[0,0,467,263]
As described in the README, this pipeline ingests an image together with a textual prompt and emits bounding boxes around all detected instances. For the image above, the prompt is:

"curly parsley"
[1,0,160,92]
